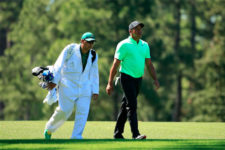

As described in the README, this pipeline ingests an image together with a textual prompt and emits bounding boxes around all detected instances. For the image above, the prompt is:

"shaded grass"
[0,139,225,150]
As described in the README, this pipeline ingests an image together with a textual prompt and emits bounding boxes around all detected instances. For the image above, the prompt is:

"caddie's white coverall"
[45,43,99,139]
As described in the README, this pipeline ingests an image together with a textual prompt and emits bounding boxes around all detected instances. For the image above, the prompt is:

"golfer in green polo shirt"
[106,21,160,140]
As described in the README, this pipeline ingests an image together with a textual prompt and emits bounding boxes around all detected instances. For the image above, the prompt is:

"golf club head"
[32,66,48,76]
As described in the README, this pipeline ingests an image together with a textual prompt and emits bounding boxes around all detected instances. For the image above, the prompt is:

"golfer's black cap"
[129,21,144,30]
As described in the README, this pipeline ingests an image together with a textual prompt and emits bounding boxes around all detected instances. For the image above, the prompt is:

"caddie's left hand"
[47,82,56,90]
[92,94,98,101]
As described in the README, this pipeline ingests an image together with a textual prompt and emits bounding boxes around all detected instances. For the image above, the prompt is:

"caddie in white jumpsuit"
[44,32,99,139]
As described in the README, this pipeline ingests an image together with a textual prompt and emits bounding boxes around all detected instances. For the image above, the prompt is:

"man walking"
[106,21,160,139]
[44,32,99,139]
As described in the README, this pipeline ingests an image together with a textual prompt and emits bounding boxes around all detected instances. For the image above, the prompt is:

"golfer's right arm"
[106,58,121,96]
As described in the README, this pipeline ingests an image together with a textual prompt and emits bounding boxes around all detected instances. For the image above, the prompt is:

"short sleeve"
[146,44,151,58]
[114,42,126,60]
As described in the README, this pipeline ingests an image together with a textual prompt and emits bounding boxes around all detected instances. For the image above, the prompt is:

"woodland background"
[0,0,224,122]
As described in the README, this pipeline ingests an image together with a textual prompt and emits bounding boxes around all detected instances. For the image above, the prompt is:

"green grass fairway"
[0,121,225,149]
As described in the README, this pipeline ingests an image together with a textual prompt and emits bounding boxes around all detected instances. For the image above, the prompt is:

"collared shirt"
[114,36,151,78]
[80,49,89,71]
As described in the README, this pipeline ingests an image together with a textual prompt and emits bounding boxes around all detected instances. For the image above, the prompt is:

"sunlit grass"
[0,121,224,149]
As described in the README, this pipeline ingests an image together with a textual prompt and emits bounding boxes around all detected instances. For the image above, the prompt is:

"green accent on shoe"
[44,129,51,140]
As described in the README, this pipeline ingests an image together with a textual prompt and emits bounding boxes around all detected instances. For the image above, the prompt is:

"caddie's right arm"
[47,45,71,90]
[106,58,121,96]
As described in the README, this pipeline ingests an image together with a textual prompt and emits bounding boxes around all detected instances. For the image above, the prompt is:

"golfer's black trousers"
[114,73,142,138]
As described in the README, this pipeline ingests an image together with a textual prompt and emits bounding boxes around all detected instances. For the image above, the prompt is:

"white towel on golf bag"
[43,88,57,105]
[43,65,58,105]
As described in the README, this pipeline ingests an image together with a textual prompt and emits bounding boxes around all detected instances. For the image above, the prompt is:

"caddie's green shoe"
[44,129,51,140]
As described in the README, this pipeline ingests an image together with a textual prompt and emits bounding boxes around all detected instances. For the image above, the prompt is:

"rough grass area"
[0,121,225,149]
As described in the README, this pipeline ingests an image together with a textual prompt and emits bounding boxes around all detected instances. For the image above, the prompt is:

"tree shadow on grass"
[0,139,225,150]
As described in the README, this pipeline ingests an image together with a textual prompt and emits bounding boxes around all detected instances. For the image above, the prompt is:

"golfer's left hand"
[154,80,160,90]
[92,94,98,100]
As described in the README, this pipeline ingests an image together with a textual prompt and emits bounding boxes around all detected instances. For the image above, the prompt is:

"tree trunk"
[173,72,182,121]
[0,102,4,119]
[173,0,182,121]
[190,0,196,54]
[0,27,7,120]
[0,29,7,56]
